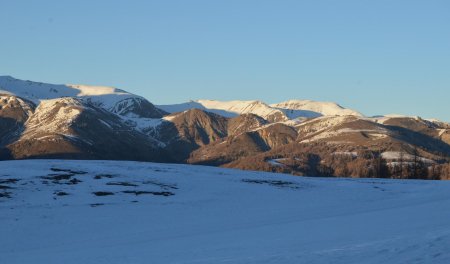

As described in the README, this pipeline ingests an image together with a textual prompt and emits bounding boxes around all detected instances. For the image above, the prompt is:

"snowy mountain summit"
[0,76,165,118]
[158,98,362,122]
[0,75,129,105]
[271,99,364,119]
[0,76,362,121]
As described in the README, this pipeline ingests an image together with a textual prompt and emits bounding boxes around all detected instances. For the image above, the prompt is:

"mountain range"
[1,75,449,179]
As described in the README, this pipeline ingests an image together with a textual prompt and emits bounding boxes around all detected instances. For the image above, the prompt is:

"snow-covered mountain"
[158,99,288,122]
[2,159,450,263]
[0,75,449,179]
[271,99,363,118]
[158,98,362,122]
[0,76,165,118]
[0,76,169,160]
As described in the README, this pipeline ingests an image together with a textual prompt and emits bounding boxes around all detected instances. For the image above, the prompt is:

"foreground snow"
[1,160,450,264]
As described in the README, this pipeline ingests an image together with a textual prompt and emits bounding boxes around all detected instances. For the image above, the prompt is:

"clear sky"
[1,0,449,121]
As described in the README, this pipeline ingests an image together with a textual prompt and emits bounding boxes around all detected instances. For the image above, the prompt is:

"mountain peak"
[159,99,363,122]
[0,76,165,119]
[158,99,287,122]
[271,99,363,119]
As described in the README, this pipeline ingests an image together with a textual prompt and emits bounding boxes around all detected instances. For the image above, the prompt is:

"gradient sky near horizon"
[1,0,449,121]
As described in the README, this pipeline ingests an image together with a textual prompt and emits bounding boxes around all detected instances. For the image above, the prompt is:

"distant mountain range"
[1,75,449,179]
[157,99,363,122]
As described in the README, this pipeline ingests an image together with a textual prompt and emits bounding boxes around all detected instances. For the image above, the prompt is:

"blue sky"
[1,0,449,121]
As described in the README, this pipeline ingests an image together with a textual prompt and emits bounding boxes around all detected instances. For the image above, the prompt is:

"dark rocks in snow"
[94,174,117,180]
[93,191,115,196]
[241,179,300,189]
[122,190,174,196]
[106,181,139,187]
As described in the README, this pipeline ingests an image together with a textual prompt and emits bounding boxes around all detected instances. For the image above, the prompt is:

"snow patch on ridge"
[159,99,363,122]
[0,76,144,116]
[272,99,363,118]
[158,99,287,121]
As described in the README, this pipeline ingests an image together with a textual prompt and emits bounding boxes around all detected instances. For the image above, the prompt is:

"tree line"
[226,143,450,180]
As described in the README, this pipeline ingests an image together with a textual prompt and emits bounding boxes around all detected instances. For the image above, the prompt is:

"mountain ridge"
[1,75,449,179]
[157,98,364,122]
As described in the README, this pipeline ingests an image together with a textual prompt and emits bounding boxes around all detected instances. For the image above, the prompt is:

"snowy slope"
[158,99,287,121]
[196,99,285,120]
[1,160,450,264]
[159,99,363,122]
[0,76,144,113]
[272,99,363,118]
[21,97,86,139]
